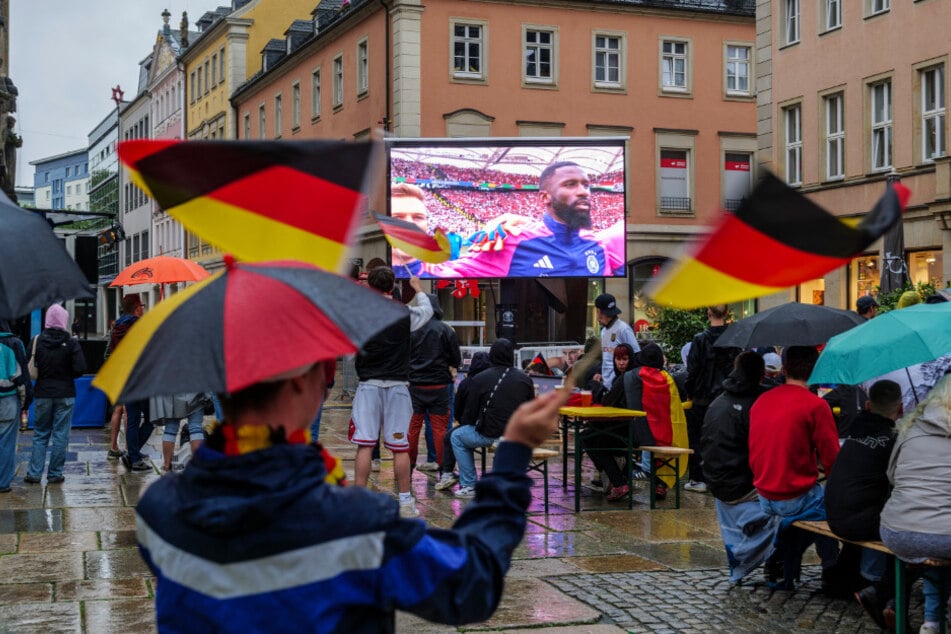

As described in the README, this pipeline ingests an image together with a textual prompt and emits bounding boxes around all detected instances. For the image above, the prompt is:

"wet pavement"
[0,398,926,632]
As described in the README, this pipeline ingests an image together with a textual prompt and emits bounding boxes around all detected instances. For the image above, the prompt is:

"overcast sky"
[10,1,196,187]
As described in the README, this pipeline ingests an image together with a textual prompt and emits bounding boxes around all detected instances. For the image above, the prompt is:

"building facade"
[757,0,949,310]
[29,148,88,211]
[88,107,123,331]
[230,0,758,342]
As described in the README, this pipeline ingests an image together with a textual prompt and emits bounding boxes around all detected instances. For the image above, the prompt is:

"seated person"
[623,342,688,501]
[880,374,951,634]
[824,380,902,629]
[435,352,491,491]
[580,343,643,501]
[449,339,534,498]
[700,352,779,585]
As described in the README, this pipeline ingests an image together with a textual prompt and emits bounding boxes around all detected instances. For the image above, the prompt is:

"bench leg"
[649,453,657,510]
[673,456,681,510]
[896,559,907,634]
[542,460,549,515]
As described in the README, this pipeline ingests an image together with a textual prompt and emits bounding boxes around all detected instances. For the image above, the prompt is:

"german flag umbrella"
[118,139,380,273]
[93,257,408,404]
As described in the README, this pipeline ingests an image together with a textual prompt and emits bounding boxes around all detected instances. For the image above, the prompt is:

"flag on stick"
[118,139,380,273]
[646,172,910,309]
[373,212,452,264]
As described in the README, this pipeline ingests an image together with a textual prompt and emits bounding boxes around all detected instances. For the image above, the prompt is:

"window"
[274,94,283,137]
[825,93,845,180]
[722,152,752,211]
[659,149,691,212]
[661,40,688,92]
[211,54,217,86]
[66,184,72,195]
[357,39,368,96]
[142,230,149,260]
[725,45,751,96]
[922,65,946,162]
[870,80,892,171]
[333,55,343,107]
[868,0,889,16]
[784,0,800,45]
[784,104,802,185]
[452,23,484,79]
[312,68,321,118]
[824,0,841,30]
[244,113,251,139]
[594,34,622,88]
[197,67,203,97]
[204,60,210,94]
[524,28,555,84]
[220,48,225,84]
[258,105,266,140]
[190,72,196,102]
[292,82,301,129]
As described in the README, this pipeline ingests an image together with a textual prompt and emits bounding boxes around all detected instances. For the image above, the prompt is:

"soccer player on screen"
[431,162,624,278]
[390,183,433,278]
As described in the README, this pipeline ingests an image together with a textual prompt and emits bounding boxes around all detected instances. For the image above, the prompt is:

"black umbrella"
[714,302,865,349]
[0,192,93,319]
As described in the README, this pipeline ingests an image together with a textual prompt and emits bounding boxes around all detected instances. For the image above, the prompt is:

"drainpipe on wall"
[380,0,391,134]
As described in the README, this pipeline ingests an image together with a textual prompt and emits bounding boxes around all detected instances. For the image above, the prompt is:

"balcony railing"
[660,197,692,212]
[723,198,744,212]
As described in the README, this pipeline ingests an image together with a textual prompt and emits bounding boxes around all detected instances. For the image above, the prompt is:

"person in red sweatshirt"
[749,345,841,588]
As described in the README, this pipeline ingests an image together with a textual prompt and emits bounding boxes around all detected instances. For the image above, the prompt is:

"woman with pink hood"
[24,304,86,484]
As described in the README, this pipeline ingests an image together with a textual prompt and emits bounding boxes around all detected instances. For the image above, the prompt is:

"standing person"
[748,345,840,588]
[856,295,878,320]
[684,304,741,493]
[880,374,951,634]
[136,359,570,631]
[104,294,144,461]
[594,293,639,391]
[408,294,461,473]
[824,380,902,630]
[0,320,29,493]
[436,352,491,491]
[701,352,779,585]
[450,338,534,498]
[349,266,433,518]
[151,393,210,473]
[24,304,86,484]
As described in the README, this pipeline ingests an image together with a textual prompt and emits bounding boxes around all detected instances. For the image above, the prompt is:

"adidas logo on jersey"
[533,255,554,269]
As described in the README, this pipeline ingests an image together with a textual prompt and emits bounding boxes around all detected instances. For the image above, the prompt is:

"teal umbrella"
[808,302,951,385]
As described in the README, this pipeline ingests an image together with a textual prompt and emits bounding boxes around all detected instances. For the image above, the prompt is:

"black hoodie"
[31,328,86,399]
[460,339,534,438]
[700,364,767,503]
[454,352,491,425]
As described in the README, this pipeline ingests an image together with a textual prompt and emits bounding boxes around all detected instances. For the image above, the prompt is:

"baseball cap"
[856,296,879,312]
[594,293,622,317]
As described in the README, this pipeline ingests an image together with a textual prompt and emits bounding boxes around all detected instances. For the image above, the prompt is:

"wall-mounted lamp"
[937,210,951,231]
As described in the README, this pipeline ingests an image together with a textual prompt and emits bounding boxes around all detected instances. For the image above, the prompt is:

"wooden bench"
[640,445,694,510]
[475,444,558,514]
[792,520,951,634]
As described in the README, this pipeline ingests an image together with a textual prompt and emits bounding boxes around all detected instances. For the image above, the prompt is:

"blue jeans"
[161,408,205,443]
[28,397,74,479]
[450,424,496,488]
[124,400,152,463]
[210,393,223,421]
[860,549,888,582]
[758,484,840,565]
[0,395,18,489]
[922,570,951,623]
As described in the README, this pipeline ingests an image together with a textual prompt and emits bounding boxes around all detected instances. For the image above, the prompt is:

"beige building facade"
[757,0,950,311]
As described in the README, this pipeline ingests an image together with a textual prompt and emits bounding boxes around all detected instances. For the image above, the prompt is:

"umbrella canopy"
[93,257,408,404]
[110,255,210,287]
[808,302,951,386]
[714,302,865,349]
[0,192,92,319]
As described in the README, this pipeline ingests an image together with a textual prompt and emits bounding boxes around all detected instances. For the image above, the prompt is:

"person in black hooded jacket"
[436,352,491,491]
[450,339,533,498]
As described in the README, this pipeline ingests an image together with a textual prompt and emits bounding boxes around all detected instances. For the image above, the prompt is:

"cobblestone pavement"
[0,394,931,632]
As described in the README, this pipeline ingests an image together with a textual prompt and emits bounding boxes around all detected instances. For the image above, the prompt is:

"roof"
[29,148,88,166]
[595,0,754,15]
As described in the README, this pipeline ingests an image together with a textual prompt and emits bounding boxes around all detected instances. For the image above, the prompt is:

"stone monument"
[0,0,20,202]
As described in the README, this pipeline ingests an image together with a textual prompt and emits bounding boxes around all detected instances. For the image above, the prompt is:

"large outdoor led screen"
[386,137,627,279]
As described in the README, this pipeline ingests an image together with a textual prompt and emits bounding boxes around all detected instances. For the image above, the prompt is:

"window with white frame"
[784,0,800,45]
[196,68,202,98]
[292,82,301,129]
[258,105,266,140]
[204,61,210,94]
[659,149,690,212]
[869,0,889,16]
[784,104,802,186]
[524,28,555,83]
[825,0,841,30]
[220,48,225,84]
[212,54,217,86]
[725,45,751,96]
[243,113,251,139]
[825,93,845,180]
[661,40,688,91]
[452,23,484,79]
[922,65,946,162]
[274,94,283,138]
[357,40,369,96]
[312,68,321,118]
[333,55,343,107]
[722,152,752,211]
[594,34,622,88]
[870,80,892,171]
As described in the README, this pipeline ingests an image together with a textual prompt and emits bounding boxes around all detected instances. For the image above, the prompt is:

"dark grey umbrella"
[0,192,93,319]
[714,302,865,349]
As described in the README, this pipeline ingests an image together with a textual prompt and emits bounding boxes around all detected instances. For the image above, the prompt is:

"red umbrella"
[110,255,210,287]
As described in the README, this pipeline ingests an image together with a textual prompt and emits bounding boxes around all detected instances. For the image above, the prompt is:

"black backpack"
[695,331,740,403]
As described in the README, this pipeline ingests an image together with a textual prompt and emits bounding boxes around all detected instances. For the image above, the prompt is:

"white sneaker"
[371,459,381,472]
[417,461,439,472]
[684,480,708,493]
[435,473,459,491]
[454,486,476,498]
[920,624,940,634]
[399,499,420,518]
